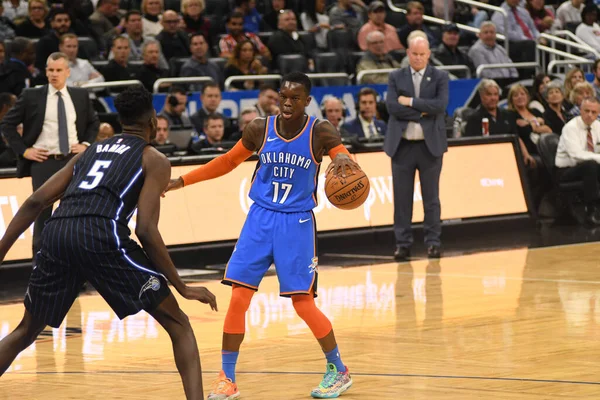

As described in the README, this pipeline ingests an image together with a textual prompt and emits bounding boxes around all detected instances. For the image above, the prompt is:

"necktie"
[587,126,594,152]
[413,71,421,98]
[57,91,69,155]
[512,7,534,40]
[369,123,376,138]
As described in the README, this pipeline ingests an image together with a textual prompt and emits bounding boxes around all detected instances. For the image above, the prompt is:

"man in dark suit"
[1,52,99,257]
[190,82,234,139]
[385,34,449,261]
[342,87,387,139]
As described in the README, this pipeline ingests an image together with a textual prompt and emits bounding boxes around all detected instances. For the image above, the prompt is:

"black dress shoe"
[427,245,441,259]
[394,246,410,261]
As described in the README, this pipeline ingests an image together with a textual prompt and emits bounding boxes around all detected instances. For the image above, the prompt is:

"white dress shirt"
[555,116,600,168]
[403,66,425,140]
[359,115,379,139]
[67,58,105,86]
[34,85,78,155]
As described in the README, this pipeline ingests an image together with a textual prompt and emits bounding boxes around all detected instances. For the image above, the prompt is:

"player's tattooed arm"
[0,153,84,263]
[164,118,267,193]
[314,119,361,180]
[138,148,217,310]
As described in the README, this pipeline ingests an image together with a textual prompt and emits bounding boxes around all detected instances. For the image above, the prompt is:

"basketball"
[325,166,370,210]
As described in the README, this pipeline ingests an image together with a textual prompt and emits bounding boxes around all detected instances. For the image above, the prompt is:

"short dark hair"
[0,92,15,111]
[59,33,77,46]
[581,3,598,20]
[280,72,312,96]
[203,113,224,127]
[125,10,142,22]
[10,37,31,58]
[114,86,155,127]
[48,7,70,21]
[259,83,277,94]
[156,115,169,125]
[357,87,378,102]
[169,85,187,96]
[201,81,220,94]
[112,35,129,46]
[189,32,207,43]
[227,11,244,22]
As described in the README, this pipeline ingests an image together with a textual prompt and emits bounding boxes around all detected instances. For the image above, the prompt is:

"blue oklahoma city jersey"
[249,115,319,212]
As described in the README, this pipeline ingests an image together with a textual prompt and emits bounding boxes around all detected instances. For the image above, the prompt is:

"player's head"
[279,72,312,121]
[114,86,157,141]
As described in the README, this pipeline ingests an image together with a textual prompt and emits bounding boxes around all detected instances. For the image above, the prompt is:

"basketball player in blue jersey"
[0,86,217,399]
[166,72,361,399]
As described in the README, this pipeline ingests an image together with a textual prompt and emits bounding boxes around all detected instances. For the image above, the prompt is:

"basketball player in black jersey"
[0,86,217,399]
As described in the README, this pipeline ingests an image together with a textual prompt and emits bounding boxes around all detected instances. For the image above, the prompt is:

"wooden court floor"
[2,243,600,399]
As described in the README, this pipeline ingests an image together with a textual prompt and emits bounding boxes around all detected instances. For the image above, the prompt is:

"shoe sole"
[207,392,240,400]
[310,378,353,398]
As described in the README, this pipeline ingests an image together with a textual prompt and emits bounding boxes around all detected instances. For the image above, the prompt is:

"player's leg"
[148,292,204,400]
[274,211,352,398]
[209,205,274,400]
[0,310,46,375]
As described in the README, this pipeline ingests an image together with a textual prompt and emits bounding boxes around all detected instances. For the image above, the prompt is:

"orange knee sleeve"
[292,294,332,339]
[223,285,254,334]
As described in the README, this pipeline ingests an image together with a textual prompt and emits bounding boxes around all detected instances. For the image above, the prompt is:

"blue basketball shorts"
[223,204,318,297]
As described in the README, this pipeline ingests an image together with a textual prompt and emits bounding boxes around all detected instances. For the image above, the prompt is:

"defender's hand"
[163,177,184,196]
[326,153,360,182]
[182,286,218,311]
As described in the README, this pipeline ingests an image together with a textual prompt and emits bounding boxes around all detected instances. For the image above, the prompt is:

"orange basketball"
[325,167,370,210]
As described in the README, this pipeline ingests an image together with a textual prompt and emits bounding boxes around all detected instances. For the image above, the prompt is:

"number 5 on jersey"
[272,181,292,204]
[79,160,113,190]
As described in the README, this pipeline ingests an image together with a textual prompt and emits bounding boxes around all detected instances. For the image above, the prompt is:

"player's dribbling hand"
[162,177,184,197]
[183,286,218,311]
[326,153,361,182]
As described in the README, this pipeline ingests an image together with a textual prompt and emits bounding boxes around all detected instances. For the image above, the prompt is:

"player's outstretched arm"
[315,119,361,180]
[137,147,218,311]
[0,153,83,263]
[164,118,266,193]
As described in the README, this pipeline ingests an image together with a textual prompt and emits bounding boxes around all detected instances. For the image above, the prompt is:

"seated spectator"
[529,73,551,113]
[526,0,556,33]
[135,39,168,92]
[358,1,402,52]
[156,10,191,60]
[301,0,331,51]
[543,80,568,134]
[0,4,16,42]
[575,4,600,53]
[492,0,540,42]
[59,33,105,87]
[567,81,596,119]
[159,86,191,127]
[464,79,518,137]
[3,0,28,22]
[120,10,168,70]
[342,87,386,139]
[219,11,271,61]
[555,97,600,225]
[181,0,211,39]
[356,31,400,84]
[96,122,115,141]
[190,113,226,152]
[321,96,347,132]
[152,115,171,145]
[328,0,366,38]
[564,67,584,108]
[89,0,125,52]
[181,33,223,91]
[263,0,287,31]
[104,36,137,84]
[0,37,36,96]
[0,92,17,167]
[224,39,268,91]
[556,0,584,29]
[468,22,518,79]
[15,0,49,38]
[235,107,258,139]
[268,10,312,69]
[254,84,279,117]
[435,23,474,78]
[233,0,262,34]
[508,83,553,155]
[35,8,71,71]
[142,0,163,36]
[190,82,234,136]
[398,2,438,48]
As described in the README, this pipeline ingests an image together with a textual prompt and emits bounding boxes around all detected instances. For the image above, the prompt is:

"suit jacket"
[342,117,387,138]
[384,65,449,158]
[1,85,100,177]
[190,109,235,139]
